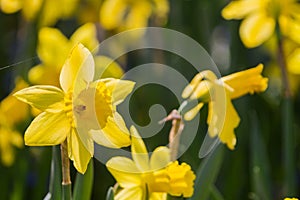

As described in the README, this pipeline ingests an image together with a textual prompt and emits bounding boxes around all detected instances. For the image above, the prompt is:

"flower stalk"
[160,110,184,161]
[275,24,296,195]
[61,139,72,200]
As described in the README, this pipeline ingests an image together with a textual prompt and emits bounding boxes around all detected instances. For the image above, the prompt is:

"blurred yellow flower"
[221,0,300,48]
[99,0,169,31]
[106,126,195,199]
[15,44,134,173]
[284,198,299,200]
[0,0,79,26]
[182,64,268,149]
[29,23,99,87]
[0,78,28,166]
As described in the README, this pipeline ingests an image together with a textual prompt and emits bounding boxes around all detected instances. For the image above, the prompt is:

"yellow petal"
[122,1,152,29]
[208,98,240,150]
[130,126,150,172]
[37,27,70,68]
[22,0,43,20]
[68,128,92,174]
[239,13,275,48]
[24,112,69,146]
[150,146,170,171]
[182,73,204,99]
[70,23,99,52]
[60,43,95,93]
[114,187,144,200]
[149,193,167,200]
[94,56,124,79]
[14,85,64,113]
[0,0,22,13]
[106,156,141,185]
[221,0,262,20]
[288,48,300,74]
[28,64,60,86]
[91,113,130,148]
[221,64,268,99]
[102,78,135,105]
[99,0,127,30]
[183,103,204,121]
[1,78,28,124]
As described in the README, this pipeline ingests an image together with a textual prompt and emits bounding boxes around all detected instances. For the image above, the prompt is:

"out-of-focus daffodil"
[28,23,99,87]
[182,64,268,149]
[284,198,299,200]
[15,44,134,173]
[0,78,28,166]
[221,0,300,48]
[99,0,169,31]
[0,0,79,26]
[106,126,195,200]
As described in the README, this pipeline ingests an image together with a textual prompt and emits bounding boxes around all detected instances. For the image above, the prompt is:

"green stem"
[48,146,62,199]
[73,160,94,200]
[275,24,296,195]
[61,140,72,200]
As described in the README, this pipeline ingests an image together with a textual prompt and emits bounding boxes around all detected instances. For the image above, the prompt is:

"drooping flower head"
[106,126,196,200]
[182,64,268,150]
[14,43,135,173]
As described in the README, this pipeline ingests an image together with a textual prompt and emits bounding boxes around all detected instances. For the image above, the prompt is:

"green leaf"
[73,159,94,200]
[250,112,271,200]
[47,146,62,200]
[105,187,115,200]
[210,184,224,200]
[282,97,296,194]
[190,146,224,200]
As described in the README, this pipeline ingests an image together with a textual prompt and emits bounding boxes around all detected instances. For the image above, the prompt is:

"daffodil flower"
[182,64,268,149]
[106,126,196,200]
[14,43,134,173]
[28,23,99,87]
[221,0,300,48]
[0,0,79,26]
[99,0,169,31]
[0,78,28,166]
[284,198,299,200]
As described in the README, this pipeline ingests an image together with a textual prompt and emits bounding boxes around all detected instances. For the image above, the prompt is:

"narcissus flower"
[14,43,134,173]
[106,126,196,200]
[182,64,268,149]
[0,0,79,26]
[0,78,28,166]
[221,0,300,48]
[99,0,169,31]
[28,23,99,87]
[284,198,299,200]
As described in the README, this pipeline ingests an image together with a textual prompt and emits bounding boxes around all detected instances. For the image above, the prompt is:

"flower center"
[142,161,196,198]
[95,81,113,128]
[64,92,76,128]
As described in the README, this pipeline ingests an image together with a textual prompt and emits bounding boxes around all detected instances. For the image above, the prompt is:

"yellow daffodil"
[106,126,196,200]
[284,198,299,200]
[182,64,268,149]
[99,0,169,31]
[0,78,28,166]
[0,0,79,26]
[28,23,99,87]
[221,0,300,48]
[14,43,134,173]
